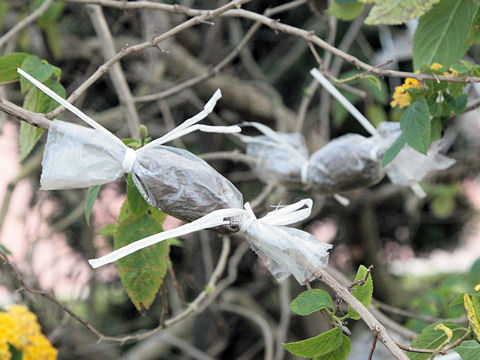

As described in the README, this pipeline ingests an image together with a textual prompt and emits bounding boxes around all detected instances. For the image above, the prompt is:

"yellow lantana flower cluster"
[390,77,422,108]
[0,305,57,360]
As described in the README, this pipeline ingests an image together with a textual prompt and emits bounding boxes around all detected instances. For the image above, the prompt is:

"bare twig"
[200,151,257,167]
[368,333,379,360]
[312,267,409,360]
[0,0,54,48]
[1,236,231,344]
[395,329,471,355]
[46,0,251,120]
[87,5,141,139]
[219,302,274,360]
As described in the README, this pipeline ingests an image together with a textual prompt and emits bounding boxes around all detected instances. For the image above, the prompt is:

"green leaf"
[126,174,150,220]
[290,289,334,316]
[19,80,65,160]
[85,185,102,227]
[19,123,44,161]
[0,52,29,82]
[365,104,388,127]
[363,75,381,89]
[114,201,169,313]
[0,243,12,255]
[347,265,373,320]
[450,293,466,308]
[467,7,480,45]
[98,224,116,237]
[9,345,22,360]
[464,294,480,341]
[283,327,343,358]
[20,55,53,93]
[328,1,365,21]
[407,322,465,360]
[382,135,406,167]
[400,97,431,154]
[454,340,480,359]
[365,0,440,25]
[447,93,468,115]
[430,117,442,142]
[314,334,351,360]
[413,0,478,70]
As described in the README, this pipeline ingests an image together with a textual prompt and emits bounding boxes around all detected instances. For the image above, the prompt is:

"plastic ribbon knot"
[87,198,315,269]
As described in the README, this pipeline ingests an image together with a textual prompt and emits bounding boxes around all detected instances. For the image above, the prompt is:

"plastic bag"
[377,122,456,186]
[88,199,332,284]
[19,69,243,223]
[240,123,384,193]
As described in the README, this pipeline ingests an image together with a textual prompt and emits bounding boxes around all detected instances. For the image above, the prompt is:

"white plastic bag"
[88,198,332,284]
[19,69,243,222]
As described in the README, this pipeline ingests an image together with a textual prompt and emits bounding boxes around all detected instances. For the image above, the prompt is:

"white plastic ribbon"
[88,198,332,284]
[17,68,241,171]
[89,198,314,268]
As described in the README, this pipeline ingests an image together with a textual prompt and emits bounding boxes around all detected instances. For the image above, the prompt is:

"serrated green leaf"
[20,55,53,93]
[407,322,465,360]
[0,243,12,255]
[413,0,478,70]
[127,174,150,220]
[0,52,29,82]
[85,185,102,227]
[347,265,373,320]
[283,327,343,358]
[400,97,431,154]
[290,289,334,316]
[328,1,365,21]
[447,93,468,115]
[382,135,406,167]
[114,201,169,313]
[464,294,480,341]
[98,223,116,237]
[365,0,440,25]
[454,340,480,359]
[314,334,351,360]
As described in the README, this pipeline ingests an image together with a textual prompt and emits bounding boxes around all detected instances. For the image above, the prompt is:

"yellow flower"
[430,63,443,71]
[0,305,57,360]
[390,77,422,108]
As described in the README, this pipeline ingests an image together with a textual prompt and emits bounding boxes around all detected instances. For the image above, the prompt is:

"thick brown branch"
[0,97,51,129]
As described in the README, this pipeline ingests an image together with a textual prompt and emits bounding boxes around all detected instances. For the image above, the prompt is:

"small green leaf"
[365,104,388,127]
[464,293,480,341]
[85,185,102,227]
[365,0,440,25]
[0,52,29,82]
[400,97,431,154]
[20,55,53,93]
[127,174,150,220]
[19,123,44,161]
[363,75,381,90]
[454,340,480,359]
[450,293,466,308]
[314,334,351,360]
[290,289,334,316]
[347,265,373,320]
[407,322,465,360]
[413,0,478,70]
[447,93,468,115]
[450,63,470,73]
[98,223,116,237]
[328,1,364,21]
[0,243,12,255]
[283,327,343,358]
[114,201,169,313]
[122,138,141,149]
[381,135,406,167]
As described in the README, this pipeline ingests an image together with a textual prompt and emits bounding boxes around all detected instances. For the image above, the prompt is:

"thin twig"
[0,0,54,48]
[368,333,379,360]
[0,236,231,344]
[46,0,252,120]
[87,5,141,139]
